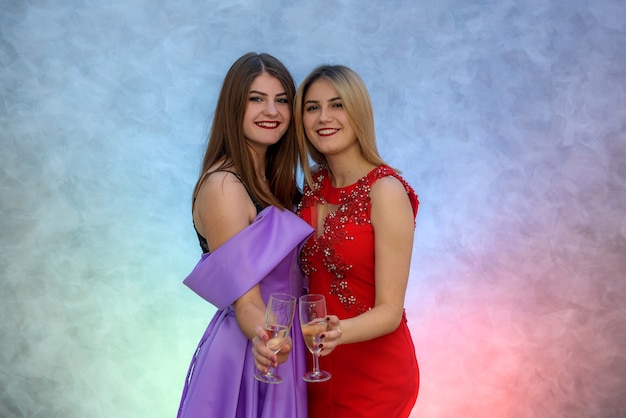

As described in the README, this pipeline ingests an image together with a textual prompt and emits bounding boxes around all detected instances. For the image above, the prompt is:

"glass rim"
[269,292,297,302]
[298,293,325,302]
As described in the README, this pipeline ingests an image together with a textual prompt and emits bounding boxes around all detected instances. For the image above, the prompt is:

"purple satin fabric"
[177,206,314,418]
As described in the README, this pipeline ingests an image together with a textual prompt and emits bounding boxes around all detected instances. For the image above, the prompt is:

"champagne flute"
[254,293,296,384]
[299,294,331,382]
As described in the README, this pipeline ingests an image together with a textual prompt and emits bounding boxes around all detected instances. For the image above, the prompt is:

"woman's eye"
[332,102,343,109]
[306,105,319,112]
[249,96,262,102]
[277,98,289,104]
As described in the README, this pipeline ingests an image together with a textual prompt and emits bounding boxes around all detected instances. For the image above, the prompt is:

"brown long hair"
[295,65,386,187]
[193,52,301,209]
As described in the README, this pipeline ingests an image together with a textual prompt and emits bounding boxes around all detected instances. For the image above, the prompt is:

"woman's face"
[243,72,291,148]
[302,79,357,157]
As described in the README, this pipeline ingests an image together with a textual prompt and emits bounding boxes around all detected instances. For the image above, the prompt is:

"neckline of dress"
[322,165,382,203]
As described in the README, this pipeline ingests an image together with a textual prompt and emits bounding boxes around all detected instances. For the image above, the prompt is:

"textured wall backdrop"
[1,1,625,417]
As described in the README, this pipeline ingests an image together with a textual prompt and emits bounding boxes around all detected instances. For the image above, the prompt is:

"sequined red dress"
[297,165,420,418]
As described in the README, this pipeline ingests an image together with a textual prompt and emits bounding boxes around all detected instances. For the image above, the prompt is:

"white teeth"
[257,122,278,128]
[318,129,338,135]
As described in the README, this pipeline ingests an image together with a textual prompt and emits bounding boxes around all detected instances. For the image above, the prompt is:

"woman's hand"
[251,325,293,373]
[319,315,343,357]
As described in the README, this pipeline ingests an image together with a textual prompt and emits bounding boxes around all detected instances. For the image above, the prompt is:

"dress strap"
[368,166,419,218]
[194,170,263,214]
[192,170,264,253]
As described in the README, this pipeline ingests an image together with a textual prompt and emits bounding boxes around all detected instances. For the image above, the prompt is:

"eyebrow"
[249,90,287,96]
[304,96,341,104]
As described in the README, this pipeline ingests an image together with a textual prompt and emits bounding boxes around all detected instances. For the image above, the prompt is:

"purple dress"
[177,206,314,418]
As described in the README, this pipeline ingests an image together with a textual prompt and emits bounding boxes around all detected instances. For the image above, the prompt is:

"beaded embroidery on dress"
[297,164,418,315]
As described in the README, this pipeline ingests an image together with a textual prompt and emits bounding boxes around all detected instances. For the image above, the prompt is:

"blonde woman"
[295,65,420,417]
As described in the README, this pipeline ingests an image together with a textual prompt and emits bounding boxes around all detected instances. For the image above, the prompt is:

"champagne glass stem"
[311,353,321,376]
[264,365,276,378]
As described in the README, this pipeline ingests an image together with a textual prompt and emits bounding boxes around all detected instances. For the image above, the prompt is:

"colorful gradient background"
[2,1,625,417]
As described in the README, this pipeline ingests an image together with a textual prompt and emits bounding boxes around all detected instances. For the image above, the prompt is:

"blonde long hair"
[295,65,386,187]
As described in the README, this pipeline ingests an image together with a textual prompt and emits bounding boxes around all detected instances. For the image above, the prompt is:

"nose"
[263,100,278,116]
[319,106,332,123]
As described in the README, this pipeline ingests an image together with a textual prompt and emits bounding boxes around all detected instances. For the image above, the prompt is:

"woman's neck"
[248,143,268,182]
[325,154,376,188]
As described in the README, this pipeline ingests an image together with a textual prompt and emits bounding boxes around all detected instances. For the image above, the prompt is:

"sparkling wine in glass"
[299,294,331,382]
[254,293,296,384]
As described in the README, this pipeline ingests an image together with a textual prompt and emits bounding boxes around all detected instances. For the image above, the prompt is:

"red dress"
[297,165,420,418]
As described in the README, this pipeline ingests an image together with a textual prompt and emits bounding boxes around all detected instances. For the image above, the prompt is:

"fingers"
[325,315,342,338]
[251,327,277,373]
[318,316,342,356]
[252,346,275,373]
[278,336,293,354]
[255,325,268,341]
[275,337,292,364]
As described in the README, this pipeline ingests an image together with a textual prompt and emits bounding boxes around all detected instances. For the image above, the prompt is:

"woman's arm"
[194,171,285,368]
[320,176,415,355]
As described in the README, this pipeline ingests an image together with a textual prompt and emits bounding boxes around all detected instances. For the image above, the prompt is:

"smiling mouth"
[256,121,280,129]
[317,128,339,136]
